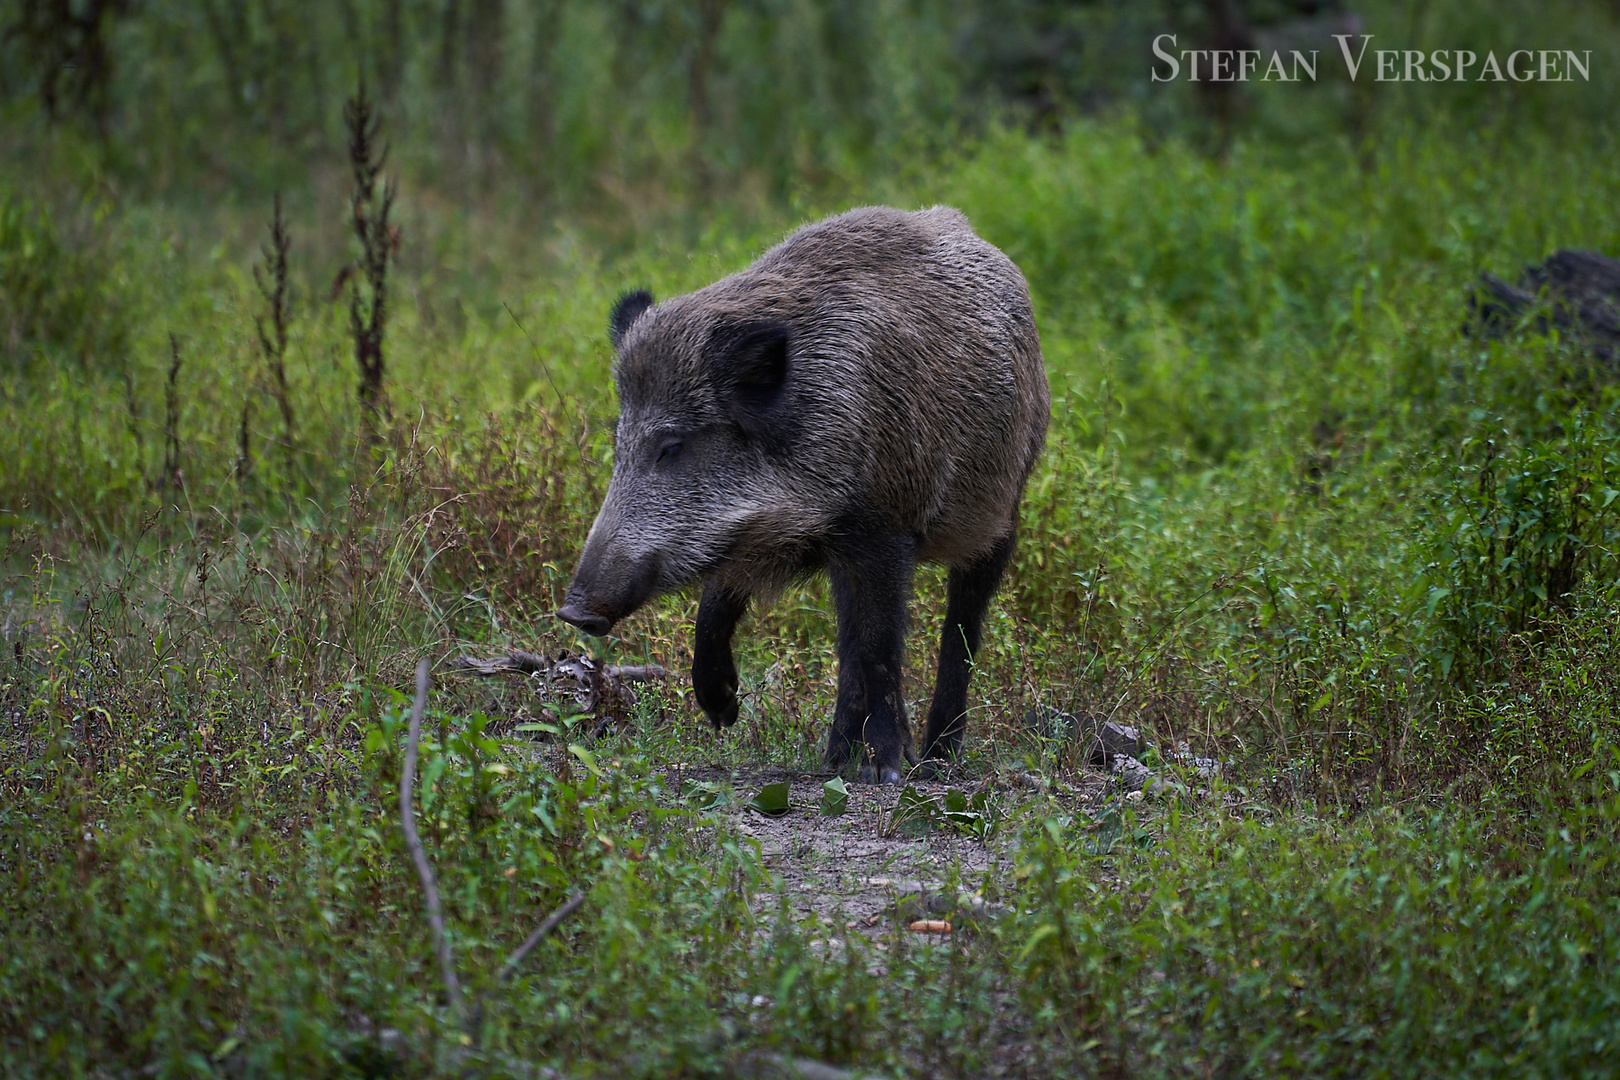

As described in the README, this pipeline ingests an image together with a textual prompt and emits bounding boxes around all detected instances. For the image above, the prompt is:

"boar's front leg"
[826,533,918,784]
[693,581,750,728]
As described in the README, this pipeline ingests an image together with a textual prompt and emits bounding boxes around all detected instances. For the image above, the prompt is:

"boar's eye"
[656,439,683,465]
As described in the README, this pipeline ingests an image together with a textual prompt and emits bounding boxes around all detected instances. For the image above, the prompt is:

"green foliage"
[0,191,128,372]
[818,775,847,816]
[1422,406,1620,682]
[1002,790,1620,1076]
[0,691,766,1076]
[3,1,1620,1072]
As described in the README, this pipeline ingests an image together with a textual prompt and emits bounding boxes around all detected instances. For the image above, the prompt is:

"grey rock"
[1091,720,1148,768]
[1025,707,1151,769]
[1111,754,1160,794]
[737,1052,893,1080]
[1021,705,1079,740]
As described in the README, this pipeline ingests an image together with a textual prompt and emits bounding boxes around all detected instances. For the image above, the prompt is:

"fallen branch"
[1470,249,1620,366]
[496,891,587,985]
[735,1053,893,1080]
[448,649,668,684]
[448,649,670,732]
[464,888,588,1047]
[401,658,594,1051]
[447,650,558,677]
[602,664,669,681]
[400,658,462,1012]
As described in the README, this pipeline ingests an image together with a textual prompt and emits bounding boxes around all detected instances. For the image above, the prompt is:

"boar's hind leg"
[826,534,917,785]
[920,531,1016,764]
[693,582,750,729]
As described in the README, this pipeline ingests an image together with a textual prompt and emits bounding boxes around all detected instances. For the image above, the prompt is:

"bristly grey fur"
[559,205,1050,782]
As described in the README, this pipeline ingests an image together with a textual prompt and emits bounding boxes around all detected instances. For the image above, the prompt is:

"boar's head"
[556,288,798,635]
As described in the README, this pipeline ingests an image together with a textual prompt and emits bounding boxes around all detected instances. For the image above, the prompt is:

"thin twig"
[495,891,587,985]
[400,658,462,1011]
[502,300,567,414]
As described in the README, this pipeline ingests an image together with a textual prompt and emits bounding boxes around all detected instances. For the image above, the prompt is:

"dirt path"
[670,766,1115,932]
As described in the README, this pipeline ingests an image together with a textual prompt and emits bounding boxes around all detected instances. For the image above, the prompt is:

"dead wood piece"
[400,658,462,1012]
[1021,707,1151,768]
[735,1053,893,1080]
[449,649,670,724]
[604,663,671,682]
[1470,249,1620,365]
[1111,754,1164,795]
[447,650,556,677]
[496,891,587,985]
[1088,719,1148,769]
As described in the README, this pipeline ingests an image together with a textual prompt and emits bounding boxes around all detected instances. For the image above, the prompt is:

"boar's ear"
[709,322,791,445]
[609,289,654,350]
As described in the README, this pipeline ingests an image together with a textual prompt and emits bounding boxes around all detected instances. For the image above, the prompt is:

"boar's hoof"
[693,669,740,728]
[556,603,612,636]
[704,697,739,729]
[860,765,904,785]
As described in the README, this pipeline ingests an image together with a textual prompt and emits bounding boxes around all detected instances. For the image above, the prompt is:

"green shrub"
[1421,406,1620,683]
[0,192,128,373]
[1004,793,1620,1077]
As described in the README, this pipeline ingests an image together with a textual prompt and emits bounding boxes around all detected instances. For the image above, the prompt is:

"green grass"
[6,5,1620,1070]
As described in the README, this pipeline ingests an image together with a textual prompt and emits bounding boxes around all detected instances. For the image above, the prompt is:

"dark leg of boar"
[825,533,918,784]
[920,531,1016,764]
[693,583,749,729]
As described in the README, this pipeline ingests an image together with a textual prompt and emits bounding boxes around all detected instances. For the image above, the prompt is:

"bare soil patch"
[665,766,1115,931]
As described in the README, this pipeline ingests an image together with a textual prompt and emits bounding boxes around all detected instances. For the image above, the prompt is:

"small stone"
[1021,705,1077,740]
[1090,721,1148,769]
[1023,708,1152,769]
[1171,745,1222,778]
[1111,754,1159,793]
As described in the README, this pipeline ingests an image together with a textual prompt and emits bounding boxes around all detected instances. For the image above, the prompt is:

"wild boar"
[557,205,1048,783]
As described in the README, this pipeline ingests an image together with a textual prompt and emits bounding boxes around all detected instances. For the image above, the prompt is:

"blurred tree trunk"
[689,0,728,135]
[525,1,565,187]
[379,0,406,102]
[688,0,729,193]
[466,0,502,110]
[437,0,459,89]
[458,0,502,173]
[8,0,129,135]
[1197,0,1254,149]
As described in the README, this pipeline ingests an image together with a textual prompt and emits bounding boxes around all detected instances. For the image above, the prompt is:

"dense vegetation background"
[3,0,1620,1076]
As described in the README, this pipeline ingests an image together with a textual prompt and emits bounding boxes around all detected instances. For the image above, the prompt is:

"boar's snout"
[556,536,663,637]
[555,601,613,636]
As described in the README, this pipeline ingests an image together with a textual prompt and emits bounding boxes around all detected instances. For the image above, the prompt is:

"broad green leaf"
[749,781,791,817]
[821,777,849,816]
[893,785,938,832]
[1018,923,1059,963]
[567,744,603,777]
[682,780,726,809]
